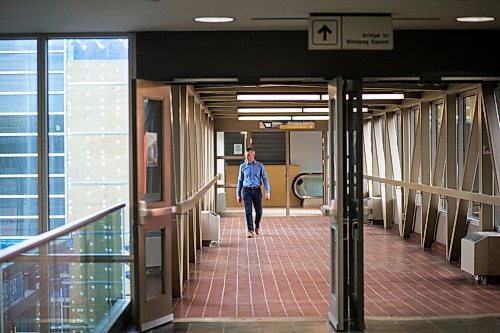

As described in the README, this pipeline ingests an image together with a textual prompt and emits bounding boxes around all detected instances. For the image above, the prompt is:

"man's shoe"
[255,227,261,235]
[247,231,254,238]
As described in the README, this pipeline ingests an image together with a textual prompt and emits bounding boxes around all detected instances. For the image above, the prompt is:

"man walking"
[236,147,270,238]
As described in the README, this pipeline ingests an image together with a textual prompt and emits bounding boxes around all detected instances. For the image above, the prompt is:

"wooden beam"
[420,102,431,245]
[387,114,403,226]
[384,114,394,228]
[445,94,458,255]
[481,84,500,231]
[448,92,480,261]
[363,121,374,198]
[423,101,447,247]
[402,107,421,238]
[482,84,500,190]
[373,117,390,227]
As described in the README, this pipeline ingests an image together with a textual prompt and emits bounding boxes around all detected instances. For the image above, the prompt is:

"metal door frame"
[328,77,365,331]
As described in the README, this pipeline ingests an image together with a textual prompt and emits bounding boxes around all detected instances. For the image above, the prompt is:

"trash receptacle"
[201,211,220,246]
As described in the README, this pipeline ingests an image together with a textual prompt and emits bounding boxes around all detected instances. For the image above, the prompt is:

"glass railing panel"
[0,204,131,333]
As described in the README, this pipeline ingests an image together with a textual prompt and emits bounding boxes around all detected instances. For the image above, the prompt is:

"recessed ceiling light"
[456,16,495,23]
[237,94,321,101]
[194,17,235,23]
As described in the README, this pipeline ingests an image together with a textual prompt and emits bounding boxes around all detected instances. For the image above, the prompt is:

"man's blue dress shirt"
[236,160,270,195]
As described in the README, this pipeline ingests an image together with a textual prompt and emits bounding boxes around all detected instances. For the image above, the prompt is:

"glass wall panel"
[215,131,246,195]
[0,39,38,239]
[47,38,130,230]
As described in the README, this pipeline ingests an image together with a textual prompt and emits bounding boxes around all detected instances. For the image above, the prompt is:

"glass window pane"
[0,39,38,237]
[0,53,37,71]
[0,156,37,174]
[0,73,37,92]
[0,94,37,113]
[0,39,36,51]
[48,73,64,91]
[48,135,64,153]
[47,38,130,232]
[49,176,65,194]
[49,156,64,174]
[0,115,37,133]
[0,219,38,237]
[48,114,64,132]
[0,198,38,216]
[48,94,64,112]
[0,177,38,195]
[144,99,163,202]
[224,132,245,159]
[0,136,37,153]
[146,230,165,300]
[47,52,64,70]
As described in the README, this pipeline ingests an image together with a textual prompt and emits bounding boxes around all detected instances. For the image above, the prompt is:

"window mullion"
[37,34,49,234]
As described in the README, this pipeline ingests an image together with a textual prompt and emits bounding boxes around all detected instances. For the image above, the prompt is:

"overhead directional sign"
[309,16,341,49]
[309,15,393,50]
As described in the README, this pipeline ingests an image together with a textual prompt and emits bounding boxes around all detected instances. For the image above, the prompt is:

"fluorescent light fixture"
[237,94,321,101]
[364,77,420,82]
[237,108,302,113]
[456,16,495,23]
[173,77,238,83]
[292,115,329,121]
[303,107,329,113]
[441,76,500,81]
[353,107,370,112]
[321,93,404,100]
[238,116,291,121]
[362,93,404,100]
[194,16,235,23]
[259,77,326,82]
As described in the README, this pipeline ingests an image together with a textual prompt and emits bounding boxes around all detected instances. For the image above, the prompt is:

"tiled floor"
[173,216,329,318]
[172,214,500,321]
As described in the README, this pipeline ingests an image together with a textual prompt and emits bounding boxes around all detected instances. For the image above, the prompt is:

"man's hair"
[246,146,255,152]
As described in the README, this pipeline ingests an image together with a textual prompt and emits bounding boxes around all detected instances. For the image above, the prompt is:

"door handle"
[138,200,176,220]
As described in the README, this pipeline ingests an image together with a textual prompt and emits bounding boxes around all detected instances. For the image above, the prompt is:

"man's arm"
[261,163,271,200]
[236,164,243,203]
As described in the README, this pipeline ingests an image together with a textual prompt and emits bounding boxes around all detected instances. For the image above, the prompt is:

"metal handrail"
[0,202,127,263]
[176,174,219,214]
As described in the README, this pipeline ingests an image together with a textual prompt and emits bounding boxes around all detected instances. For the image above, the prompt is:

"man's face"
[246,150,255,163]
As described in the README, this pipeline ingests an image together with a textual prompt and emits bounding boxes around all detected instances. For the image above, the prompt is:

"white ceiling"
[1,0,500,34]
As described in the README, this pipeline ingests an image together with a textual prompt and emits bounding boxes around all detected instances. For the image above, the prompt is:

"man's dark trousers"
[242,187,262,232]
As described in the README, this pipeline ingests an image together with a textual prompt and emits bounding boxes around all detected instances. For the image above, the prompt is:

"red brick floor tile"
[172,215,500,319]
